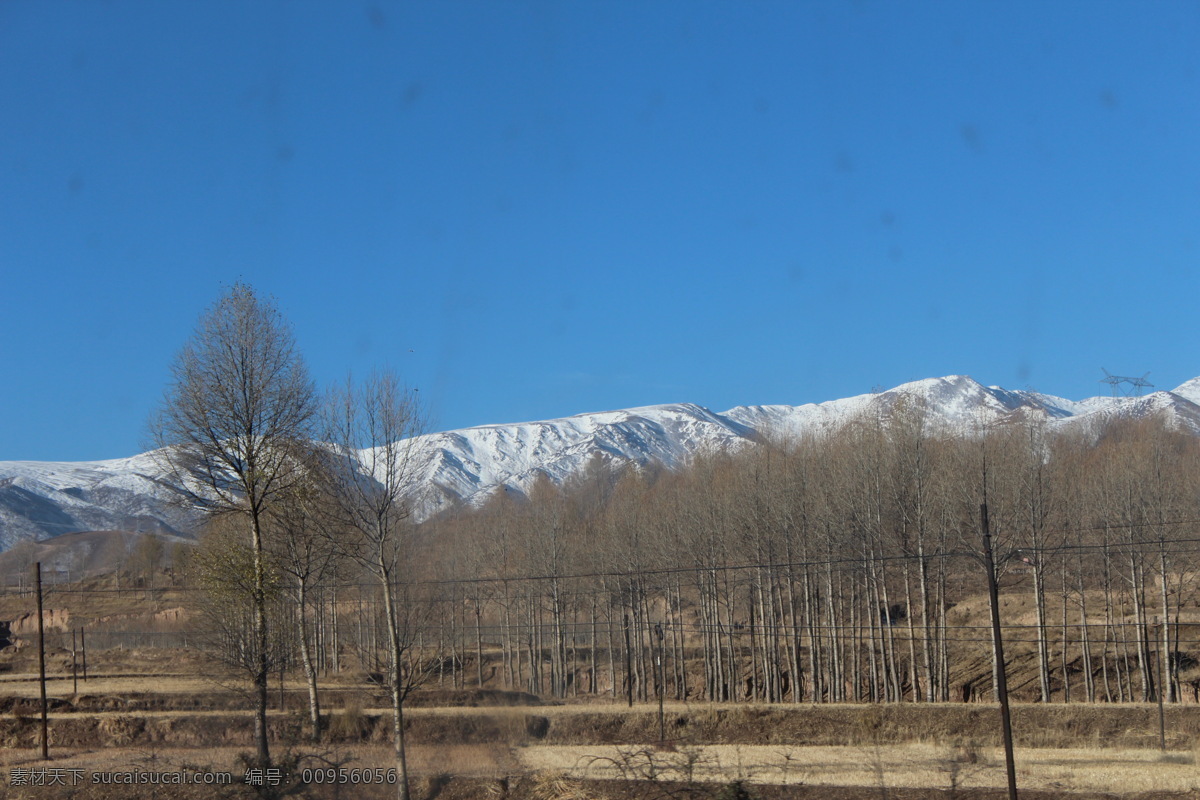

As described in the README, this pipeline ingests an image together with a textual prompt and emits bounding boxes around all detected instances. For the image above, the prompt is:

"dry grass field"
[5,580,1200,798]
[518,742,1200,795]
[2,638,1200,798]
[3,679,1200,799]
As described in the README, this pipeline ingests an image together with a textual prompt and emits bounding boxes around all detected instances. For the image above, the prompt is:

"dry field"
[3,681,1200,799]
[4,637,1200,798]
[518,742,1200,795]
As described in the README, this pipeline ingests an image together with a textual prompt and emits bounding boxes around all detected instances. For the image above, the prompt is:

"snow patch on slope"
[396,403,755,513]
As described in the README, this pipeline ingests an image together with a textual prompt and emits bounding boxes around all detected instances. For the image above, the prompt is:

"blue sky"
[2,1,1198,461]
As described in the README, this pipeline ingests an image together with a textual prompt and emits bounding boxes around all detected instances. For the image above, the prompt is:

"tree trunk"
[1077,555,1096,702]
[1033,562,1052,702]
[331,587,340,673]
[902,561,920,702]
[475,598,485,689]
[1060,565,1070,703]
[297,578,321,741]
[379,563,410,800]
[250,514,270,764]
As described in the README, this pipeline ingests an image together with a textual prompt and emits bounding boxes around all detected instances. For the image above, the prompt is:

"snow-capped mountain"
[3,375,1199,551]
[724,375,1200,440]
[402,402,756,514]
[0,452,198,549]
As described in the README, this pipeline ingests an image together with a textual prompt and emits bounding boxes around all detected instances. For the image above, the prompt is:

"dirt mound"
[408,688,543,707]
[71,692,246,712]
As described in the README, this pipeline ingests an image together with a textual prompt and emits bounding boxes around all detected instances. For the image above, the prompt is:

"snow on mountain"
[0,453,198,549]
[1170,377,1200,406]
[725,375,1082,438]
[3,375,1200,550]
[400,402,757,514]
[1053,390,1200,437]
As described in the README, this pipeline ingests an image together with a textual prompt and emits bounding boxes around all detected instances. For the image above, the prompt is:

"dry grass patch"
[518,742,1200,795]
[406,743,518,777]
[0,675,217,697]
[528,770,602,800]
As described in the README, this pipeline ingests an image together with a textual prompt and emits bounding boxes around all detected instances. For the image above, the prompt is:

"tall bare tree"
[150,283,317,764]
[323,370,428,800]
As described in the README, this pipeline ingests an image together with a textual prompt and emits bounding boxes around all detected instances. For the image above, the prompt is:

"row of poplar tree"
[419,406,1200,711]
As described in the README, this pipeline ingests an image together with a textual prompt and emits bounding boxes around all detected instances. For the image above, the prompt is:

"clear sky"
[2,1,1198,461]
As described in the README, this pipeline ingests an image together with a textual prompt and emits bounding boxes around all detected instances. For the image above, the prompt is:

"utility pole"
[35,562,49,761]
[981,505,1017,800]
[623,613,634,708]
[655,623,665,742]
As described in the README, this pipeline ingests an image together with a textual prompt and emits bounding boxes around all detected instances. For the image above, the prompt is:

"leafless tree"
[322,370,429,800]
[299,394,1200,716]
[130,534,165,594]
[266,460,341,741]
[149,283,317,764]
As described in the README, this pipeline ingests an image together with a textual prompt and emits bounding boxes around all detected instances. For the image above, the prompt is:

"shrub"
[328,700,367,740]
[715,780,758,800]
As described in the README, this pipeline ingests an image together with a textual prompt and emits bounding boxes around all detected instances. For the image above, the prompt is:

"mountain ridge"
[3,374,1198,551]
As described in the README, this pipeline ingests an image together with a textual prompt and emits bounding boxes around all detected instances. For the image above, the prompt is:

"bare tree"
[189,515,288,684]
[150,283,317,764]
[322,370,428,800]
[267,462,341,741]
[130,534,165,594]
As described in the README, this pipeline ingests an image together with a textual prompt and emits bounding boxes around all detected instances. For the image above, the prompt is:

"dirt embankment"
[2,701,1199,753]
[7,608,70,634]
[537,703,1200,751]
[90,605,189,627]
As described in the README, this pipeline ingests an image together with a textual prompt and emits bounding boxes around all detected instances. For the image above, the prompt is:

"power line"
[7,533,1200,596]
